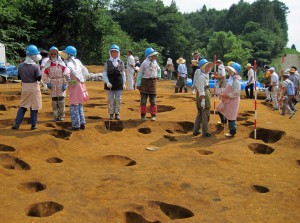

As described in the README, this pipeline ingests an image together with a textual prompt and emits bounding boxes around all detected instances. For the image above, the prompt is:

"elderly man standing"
[192,59,213,137]
[245,63,254,99]
[126,50,135,90]
[269,67,279,110]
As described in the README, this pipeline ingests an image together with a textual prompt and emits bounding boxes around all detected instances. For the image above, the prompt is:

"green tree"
[207,31,252,65]
[0,0,35,63]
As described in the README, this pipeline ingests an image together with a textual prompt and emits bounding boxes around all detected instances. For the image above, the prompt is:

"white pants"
[265,87,271,100]
[107,90,122,114]
[127,70,135,90]
[271,86,278,108]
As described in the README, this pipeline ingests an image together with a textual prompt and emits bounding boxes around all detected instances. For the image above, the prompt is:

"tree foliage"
[0,0,290,69]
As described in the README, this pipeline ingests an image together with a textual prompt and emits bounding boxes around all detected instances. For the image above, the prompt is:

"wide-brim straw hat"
[148,51,159,57]
[201,62,213,71]
[192,50,200,56]
[59,51,68,60]
[225,66,237,74]
[176,57,186,64]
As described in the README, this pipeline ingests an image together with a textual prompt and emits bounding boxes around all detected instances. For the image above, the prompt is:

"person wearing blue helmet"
[62,45,89,130]
[12,45,42,130]
[136,47,161,121]
[42,46,68,122]
[103,44,126,120]
[192,58,213,137]
[216,62,242,137]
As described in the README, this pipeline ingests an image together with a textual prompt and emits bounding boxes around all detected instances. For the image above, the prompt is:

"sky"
[162,0,299,50]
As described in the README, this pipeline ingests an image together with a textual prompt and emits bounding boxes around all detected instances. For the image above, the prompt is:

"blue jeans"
[15,107,38,126]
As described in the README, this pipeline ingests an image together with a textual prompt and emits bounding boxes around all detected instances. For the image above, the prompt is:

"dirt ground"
[0,78,300,223]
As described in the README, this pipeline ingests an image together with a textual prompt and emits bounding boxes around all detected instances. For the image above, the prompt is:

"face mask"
[32,54,42,62]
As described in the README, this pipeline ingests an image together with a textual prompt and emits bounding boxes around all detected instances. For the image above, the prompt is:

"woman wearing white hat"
[175,57,188,93]
[217,62,242,137]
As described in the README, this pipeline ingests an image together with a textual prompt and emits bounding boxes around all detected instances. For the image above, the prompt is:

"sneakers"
[109,114,114,120]
[289,111,295,119]
[31,125,37,130]
[193,131,201,136]
[57,117,64,121]
[115,114,120,120]
[141,116,147,121]
[80,124,85,130]
[67,126,80,131]
[204,132,212,137]
[151,116,156,121]
[11,125,19,130]
[225,133,236,137]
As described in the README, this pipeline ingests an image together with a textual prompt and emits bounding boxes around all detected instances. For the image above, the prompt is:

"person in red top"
[42,46,69,121]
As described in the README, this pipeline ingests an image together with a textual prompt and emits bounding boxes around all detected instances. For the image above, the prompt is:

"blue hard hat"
[110,44,120,52]
[26,45,40,55]
[49,46,58,52]
[231,62,242,74]
[64,46,77,56]
[145,47,158,57]
[198,59,208,68]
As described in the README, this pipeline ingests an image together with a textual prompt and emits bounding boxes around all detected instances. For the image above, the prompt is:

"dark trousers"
[245,83,254,98]
[218,112,236,135]
[15,107,38,126]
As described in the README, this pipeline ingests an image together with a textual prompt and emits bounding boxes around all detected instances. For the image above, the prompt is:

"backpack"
[285,80,295,96]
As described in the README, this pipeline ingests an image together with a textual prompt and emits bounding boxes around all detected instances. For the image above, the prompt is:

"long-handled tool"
[213,55,217,115]
[254,60,257,139]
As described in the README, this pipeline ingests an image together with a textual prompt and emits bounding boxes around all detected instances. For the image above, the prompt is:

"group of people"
[191,58,242,137]
[11,44,161,130]
[262,65,299,118]
[11,44,89,131]
[12,44,297,138]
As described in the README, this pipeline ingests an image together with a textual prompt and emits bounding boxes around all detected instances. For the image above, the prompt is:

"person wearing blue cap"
[192,58,213,137]
[12,45,42,130]
[103,44,126,120]
[42,46,68,122]
[136,47,161,121]
[61,45,89,130]
[216,62,242,137]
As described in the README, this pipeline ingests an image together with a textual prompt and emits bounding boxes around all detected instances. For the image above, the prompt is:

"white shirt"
[126,55,135,73]
[271,72,279,86]
[247,68,254,84]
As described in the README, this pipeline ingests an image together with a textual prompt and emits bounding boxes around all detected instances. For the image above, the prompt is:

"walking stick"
[254,60,257,139]
[279,55,285,114]
[213,55,217,115]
